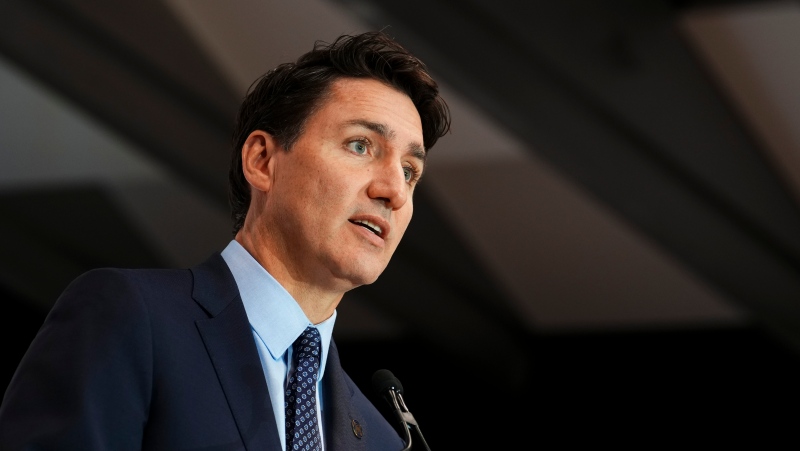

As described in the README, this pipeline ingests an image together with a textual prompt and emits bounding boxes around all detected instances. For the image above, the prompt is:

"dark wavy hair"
[228,31,451,235]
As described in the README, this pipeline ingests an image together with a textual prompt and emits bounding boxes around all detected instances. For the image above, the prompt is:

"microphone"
[372,369,431,451]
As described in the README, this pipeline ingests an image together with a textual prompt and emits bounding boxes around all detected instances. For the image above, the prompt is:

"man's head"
[230,31,450,299]
[229,31,450,235]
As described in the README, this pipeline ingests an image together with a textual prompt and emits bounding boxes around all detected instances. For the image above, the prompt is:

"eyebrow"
[345,119,427,163]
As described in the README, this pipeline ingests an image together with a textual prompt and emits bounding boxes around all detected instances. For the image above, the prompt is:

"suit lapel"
[192,254,282,451]
[323,341,366,451]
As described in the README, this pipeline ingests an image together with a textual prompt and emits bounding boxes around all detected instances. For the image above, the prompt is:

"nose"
[367,160,408,210]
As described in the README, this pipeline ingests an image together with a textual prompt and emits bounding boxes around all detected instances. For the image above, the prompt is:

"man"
[0,31,450,450]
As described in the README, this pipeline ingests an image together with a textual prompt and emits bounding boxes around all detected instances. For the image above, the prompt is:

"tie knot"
[293,326,321,359]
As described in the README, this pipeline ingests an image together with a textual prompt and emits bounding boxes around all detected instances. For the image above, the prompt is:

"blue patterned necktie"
[285,326,322,451]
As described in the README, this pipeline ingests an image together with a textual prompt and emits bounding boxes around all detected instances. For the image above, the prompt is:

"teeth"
[354,219,382,236]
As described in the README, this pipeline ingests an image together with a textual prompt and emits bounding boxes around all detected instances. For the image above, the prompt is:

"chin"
[332,259,388,289]
[346,270,383,288]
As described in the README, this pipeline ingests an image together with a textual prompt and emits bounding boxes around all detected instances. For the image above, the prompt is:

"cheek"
[320,166,365,204]
[306,173,353,232]
[292,161,338,203]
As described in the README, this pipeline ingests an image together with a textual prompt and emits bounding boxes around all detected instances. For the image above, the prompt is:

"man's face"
[263,77,425,292]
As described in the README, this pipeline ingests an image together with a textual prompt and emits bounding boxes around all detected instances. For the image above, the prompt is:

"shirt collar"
[220,240,336,368]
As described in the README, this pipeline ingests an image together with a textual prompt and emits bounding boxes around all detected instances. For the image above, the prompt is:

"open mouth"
[350,219,383,237]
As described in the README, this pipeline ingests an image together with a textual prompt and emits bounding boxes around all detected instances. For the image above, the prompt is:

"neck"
[234,232,343,324]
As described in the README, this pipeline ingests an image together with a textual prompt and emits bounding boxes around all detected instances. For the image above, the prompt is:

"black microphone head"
[371,369,404,396]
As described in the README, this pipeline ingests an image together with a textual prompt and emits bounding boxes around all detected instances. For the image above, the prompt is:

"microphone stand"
[387,388,431,451]
[373,369,431,451]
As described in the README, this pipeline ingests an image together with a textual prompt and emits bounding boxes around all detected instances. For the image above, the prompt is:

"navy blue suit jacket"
[0,253,404,450]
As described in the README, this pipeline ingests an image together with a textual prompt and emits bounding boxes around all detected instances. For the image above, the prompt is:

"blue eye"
[347,140,368,155]
[403,166,416,182]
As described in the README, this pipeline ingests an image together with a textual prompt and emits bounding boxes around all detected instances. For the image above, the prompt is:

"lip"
[348,214,391,241]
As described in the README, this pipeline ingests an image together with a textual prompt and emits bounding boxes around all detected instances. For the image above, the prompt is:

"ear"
[241,130,280,193]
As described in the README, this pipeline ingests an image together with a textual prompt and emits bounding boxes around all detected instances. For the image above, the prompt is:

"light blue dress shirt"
[221,240,336,451]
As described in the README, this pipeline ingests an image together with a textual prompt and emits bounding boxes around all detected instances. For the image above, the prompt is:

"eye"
[403,166,419,183]
[346,139,368,155]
